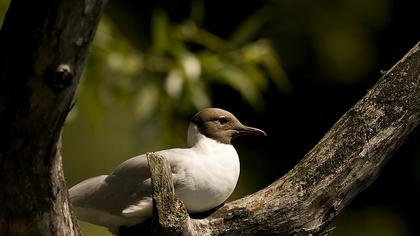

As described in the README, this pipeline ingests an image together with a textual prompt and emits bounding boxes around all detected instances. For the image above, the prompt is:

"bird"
[69,108,266,234]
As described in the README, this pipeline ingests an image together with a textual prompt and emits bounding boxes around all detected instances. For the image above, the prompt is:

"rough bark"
[147,152,190,236]
[0,0,106,235]
[145,42,420,236]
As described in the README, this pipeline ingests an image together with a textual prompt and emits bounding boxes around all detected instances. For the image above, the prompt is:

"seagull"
[69,108,266,234]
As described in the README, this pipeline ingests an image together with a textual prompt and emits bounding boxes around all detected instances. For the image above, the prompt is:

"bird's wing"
[103,154,154,217]
[121,197,153,217]
[107,148,188,217]
[69,149,188,226]
[69,175,129,230]
[69,154,152,215]
[69,175,108,208]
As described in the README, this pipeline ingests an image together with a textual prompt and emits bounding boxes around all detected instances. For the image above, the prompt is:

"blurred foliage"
[0,0,10,26]
[265,0,389,83]
[76,2,289,150]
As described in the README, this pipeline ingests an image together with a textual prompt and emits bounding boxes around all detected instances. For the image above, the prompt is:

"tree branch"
[144,42,420,235]
[147,152,190,235]
[0,0,106,234]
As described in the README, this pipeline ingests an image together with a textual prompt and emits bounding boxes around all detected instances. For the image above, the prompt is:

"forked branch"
[144,42,420,236]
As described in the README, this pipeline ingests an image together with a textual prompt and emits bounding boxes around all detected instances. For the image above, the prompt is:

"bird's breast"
[172,143,240,213]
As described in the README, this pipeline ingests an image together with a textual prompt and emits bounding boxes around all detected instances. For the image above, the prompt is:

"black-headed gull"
[69,108,266,234]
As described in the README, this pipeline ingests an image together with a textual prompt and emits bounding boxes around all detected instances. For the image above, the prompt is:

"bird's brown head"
[190,108,266,144]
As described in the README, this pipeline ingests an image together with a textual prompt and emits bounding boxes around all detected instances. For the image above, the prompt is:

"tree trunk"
[0,0,105,235]
[144,42,420,235]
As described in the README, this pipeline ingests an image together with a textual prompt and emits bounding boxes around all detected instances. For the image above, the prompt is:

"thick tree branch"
[0,0,105,235]
[144,42,420,235]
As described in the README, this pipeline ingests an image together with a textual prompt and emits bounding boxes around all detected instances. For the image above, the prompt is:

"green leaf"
[134,83,159,122]
[152,8,169,54]
[229,7,271,47]
[214,63,263,109]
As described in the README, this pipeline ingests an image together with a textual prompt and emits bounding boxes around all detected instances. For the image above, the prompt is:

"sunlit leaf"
[178,21,229,52]
[0,0,11,26]
[214,64,263,109]
[134,83,158,122]
[242,64,267,90]
[262,52,291,93]
[180,52,201,81]
[186,80,211,110]
[165,68,184,98]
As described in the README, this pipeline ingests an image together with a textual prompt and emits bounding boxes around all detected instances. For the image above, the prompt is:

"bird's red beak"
[237,126,267,137]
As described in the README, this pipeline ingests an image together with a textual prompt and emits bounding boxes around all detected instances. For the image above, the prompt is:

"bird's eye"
[218,116,228,124]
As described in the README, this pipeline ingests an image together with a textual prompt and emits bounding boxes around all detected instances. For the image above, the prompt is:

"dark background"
[208,1,420,235]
